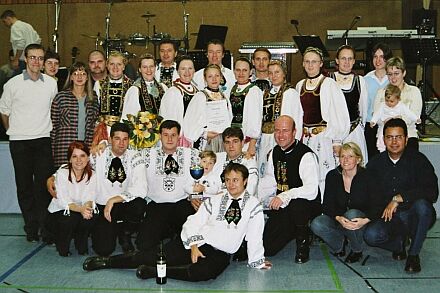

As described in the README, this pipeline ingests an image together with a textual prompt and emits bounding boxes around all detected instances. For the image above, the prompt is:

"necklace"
[306,74,321,88]
[335,72,354,85]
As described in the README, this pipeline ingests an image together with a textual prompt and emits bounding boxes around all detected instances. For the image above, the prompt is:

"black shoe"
[392,248,407,261]
[42,237,55,246]
[345,251,363,263]
[83,256,110,271]
[332,250,346,257]
[136,265,156,280]
[295,240,310,264]
[58,251,71,257]
[119,233,135,253]
[26,234,39,243]
[392,240,407,260]
[405,255,421,273]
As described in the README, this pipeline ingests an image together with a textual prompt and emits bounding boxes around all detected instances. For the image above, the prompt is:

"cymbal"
[141,12,156,18]
[81,33,104,40]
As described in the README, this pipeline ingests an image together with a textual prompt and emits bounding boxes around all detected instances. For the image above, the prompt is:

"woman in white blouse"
[121,53,167,119]
[159,56,198,146]
[183,64,232,151]
[47,141,97,256]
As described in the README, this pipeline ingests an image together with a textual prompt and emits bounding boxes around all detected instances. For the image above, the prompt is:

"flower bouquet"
[123,111,163,149]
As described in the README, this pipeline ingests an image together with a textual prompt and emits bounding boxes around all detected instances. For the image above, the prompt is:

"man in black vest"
[258,115,321,263]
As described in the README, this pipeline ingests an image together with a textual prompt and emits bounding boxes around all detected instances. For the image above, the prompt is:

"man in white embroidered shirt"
[90,122,147,256]
[83,162,272,281]
[258,115,321,264]
[135,120,200,252]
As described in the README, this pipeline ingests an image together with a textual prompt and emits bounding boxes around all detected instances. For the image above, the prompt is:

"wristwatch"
[392,195,399,203]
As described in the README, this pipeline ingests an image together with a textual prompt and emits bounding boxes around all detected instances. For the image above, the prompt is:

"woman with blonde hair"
[311,142,372,263]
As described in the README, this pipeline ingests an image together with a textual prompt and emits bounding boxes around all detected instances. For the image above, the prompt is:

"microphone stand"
[342,16,361,45]
[291,20,302,36]
[182,0,190,54]
[104,1,114,58]
[52,0,62,53]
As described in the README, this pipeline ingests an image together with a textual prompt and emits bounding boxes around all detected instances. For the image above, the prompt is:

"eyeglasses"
[28,56,44,61]
[339,57,354,62]
[72,71,87,77]
[385,135,405,141]
[387,72,402,78]
[303,60,321,65]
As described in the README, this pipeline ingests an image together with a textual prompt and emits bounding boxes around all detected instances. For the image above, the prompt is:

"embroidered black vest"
[230,83,255,126]
[253,79,270,92]
[99,76,132,116]
[262,83,292,123]
[137,79,165,114]
[329,73,361,122]
[272,141,321,202]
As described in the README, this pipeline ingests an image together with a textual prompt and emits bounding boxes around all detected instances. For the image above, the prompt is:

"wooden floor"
[0,214,439,293]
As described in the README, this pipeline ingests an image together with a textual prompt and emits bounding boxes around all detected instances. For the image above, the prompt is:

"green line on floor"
[0,284,343,292]
[320,243,343,291]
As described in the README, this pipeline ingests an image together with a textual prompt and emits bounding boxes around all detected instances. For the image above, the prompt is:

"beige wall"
[0,1,438,88]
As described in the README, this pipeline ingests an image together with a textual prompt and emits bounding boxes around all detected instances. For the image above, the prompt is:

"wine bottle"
[156,242,167,284]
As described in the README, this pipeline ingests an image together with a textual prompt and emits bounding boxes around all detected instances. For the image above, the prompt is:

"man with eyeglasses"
[364,118,438,273]
[0,43,58,243]
[1,10,41,76]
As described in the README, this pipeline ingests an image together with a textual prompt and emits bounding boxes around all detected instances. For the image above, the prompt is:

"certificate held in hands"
[206,99,231,133]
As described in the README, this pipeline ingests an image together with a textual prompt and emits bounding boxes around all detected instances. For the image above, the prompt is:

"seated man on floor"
[90,122,147,255]
[135,120,200,252]
[364,118,438,273]
[83,163,272,281]
[258,115,321,264]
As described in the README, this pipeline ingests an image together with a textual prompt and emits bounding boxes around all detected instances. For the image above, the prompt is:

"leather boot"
[83,252,138,271]
[136,265,156,280]
[295,225,310,264]
[83,256,111,271]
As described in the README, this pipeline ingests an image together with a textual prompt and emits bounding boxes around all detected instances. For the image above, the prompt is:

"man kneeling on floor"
[364,118,438,273]
[83,163,272,281]
[258,115,321,264]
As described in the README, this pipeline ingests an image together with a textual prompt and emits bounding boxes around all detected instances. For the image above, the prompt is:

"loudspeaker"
[412,9,437,36]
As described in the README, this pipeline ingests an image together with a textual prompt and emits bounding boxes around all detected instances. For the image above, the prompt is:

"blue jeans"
[364,199,435,255]
[311,209,366,253]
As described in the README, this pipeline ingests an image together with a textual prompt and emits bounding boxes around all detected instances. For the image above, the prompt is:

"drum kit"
[81,0,191,60]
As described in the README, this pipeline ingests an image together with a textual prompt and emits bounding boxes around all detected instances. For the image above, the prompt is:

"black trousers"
[92,197,146,256]
[364,122,379,160]
[136,199,195,252]
[9,138,54,237]
[112,240,230,282]
[263,198,320,256]
[47,211,96,255]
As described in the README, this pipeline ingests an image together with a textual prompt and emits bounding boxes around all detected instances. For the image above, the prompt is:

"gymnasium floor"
[0,214,439,293]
